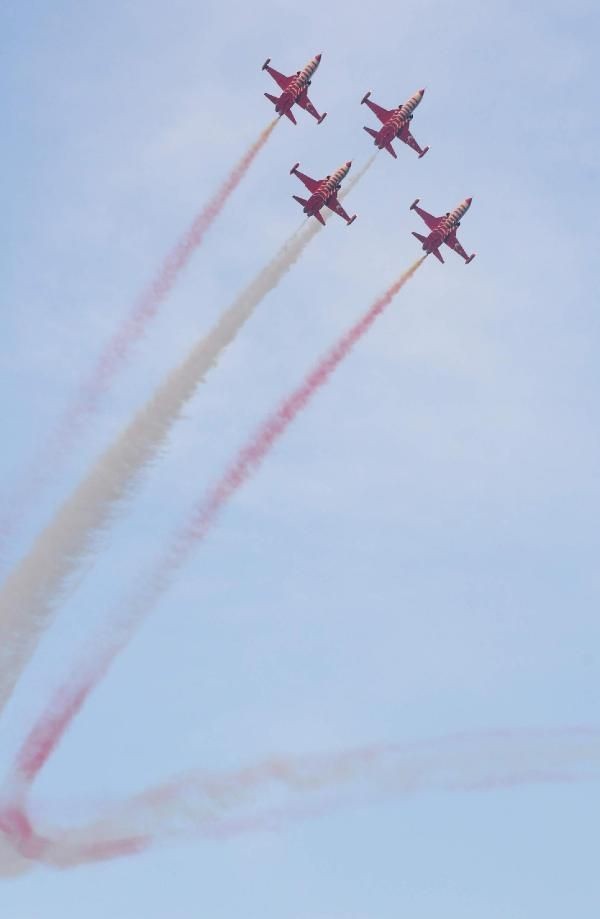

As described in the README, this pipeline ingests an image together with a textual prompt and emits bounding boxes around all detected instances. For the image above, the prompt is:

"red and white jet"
[290,161,357,226]
[262,54,327,125]
[410,197,476,264]
[361,88,429,159]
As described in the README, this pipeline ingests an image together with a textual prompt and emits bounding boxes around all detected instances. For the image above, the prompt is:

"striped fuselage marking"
[279,58,319,111]
[306,164,349,212]
[427,201,470,249]
[378,92,422,144]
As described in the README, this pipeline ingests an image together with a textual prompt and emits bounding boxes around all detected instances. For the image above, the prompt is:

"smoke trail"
[0,158,375,719]
[5,251,423,778]
[62,728,600,846]
[0,120,278,567]
[0,824,149,876]
[4,727,599,874]
[133,256,426,620]
[0,226,307,717]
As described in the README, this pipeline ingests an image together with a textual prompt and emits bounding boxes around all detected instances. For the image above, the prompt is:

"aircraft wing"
[399,123,427,157]
[444,231,470,261]
[264,63,295,91]
[325,193,352,223]
[296,89,323,122]
[412,202,442,230]
[365,97,393,123]
[293,168,321,193]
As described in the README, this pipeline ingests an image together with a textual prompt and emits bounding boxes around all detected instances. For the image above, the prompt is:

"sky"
[1,0,599,915]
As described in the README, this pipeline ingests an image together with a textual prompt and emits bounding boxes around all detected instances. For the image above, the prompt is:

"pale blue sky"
[1,0,599,916]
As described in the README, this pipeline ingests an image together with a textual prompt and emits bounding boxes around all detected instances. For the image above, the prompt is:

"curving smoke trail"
[0,224,309,718]
[0,119,278,568]
[122,256,426,641]
[0,157,375,719]
[3,727,599,874]
[6,251,423,779]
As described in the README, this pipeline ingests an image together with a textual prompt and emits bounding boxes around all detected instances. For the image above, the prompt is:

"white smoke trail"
[0,120,279,572]
[3,726,598,874]
[0,157,375,717]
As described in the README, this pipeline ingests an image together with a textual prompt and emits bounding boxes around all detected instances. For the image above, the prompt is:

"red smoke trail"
[0,119,277,565]
[8,257,426,794]
[76,119,278,405]
[162,256,426,563]
[14,669,104,786]
[4,727,599,873]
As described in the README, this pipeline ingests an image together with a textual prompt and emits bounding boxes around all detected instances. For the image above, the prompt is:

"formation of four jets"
[262,53,476,266]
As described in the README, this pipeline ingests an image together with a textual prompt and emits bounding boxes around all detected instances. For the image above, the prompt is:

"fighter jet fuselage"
[290,161,357,226]
[361,88,429,159]
[262,54,327,125]
[410,198,476,264]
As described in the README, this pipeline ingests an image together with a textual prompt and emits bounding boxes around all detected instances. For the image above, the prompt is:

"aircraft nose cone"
[465,197,473,205]
[419,88,426,95]
[346,161,352,168]
[315,54,322,62]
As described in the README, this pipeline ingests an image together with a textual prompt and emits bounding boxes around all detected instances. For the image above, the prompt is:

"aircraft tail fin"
[265,92,298,123]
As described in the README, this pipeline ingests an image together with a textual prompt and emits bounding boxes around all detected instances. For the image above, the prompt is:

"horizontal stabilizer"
[313,210,326,226]
[293,195,309,208]
[412,232,427,245]
[265,92,297,123]
[363,126,379,140]
[432,248,444,263]
[384,142,397,158]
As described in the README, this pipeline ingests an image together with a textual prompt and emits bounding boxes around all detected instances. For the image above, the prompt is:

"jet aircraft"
[290,161,357,226]
[361,88,429,159]
[262,54,327,125]
[410,197,476,264]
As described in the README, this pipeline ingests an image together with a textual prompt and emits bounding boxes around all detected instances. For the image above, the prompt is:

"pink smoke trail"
[144,257,427,598]
[3,727,599,874]
[0,156,374,722]
[0,119,278,564]
[8,257,426,794]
